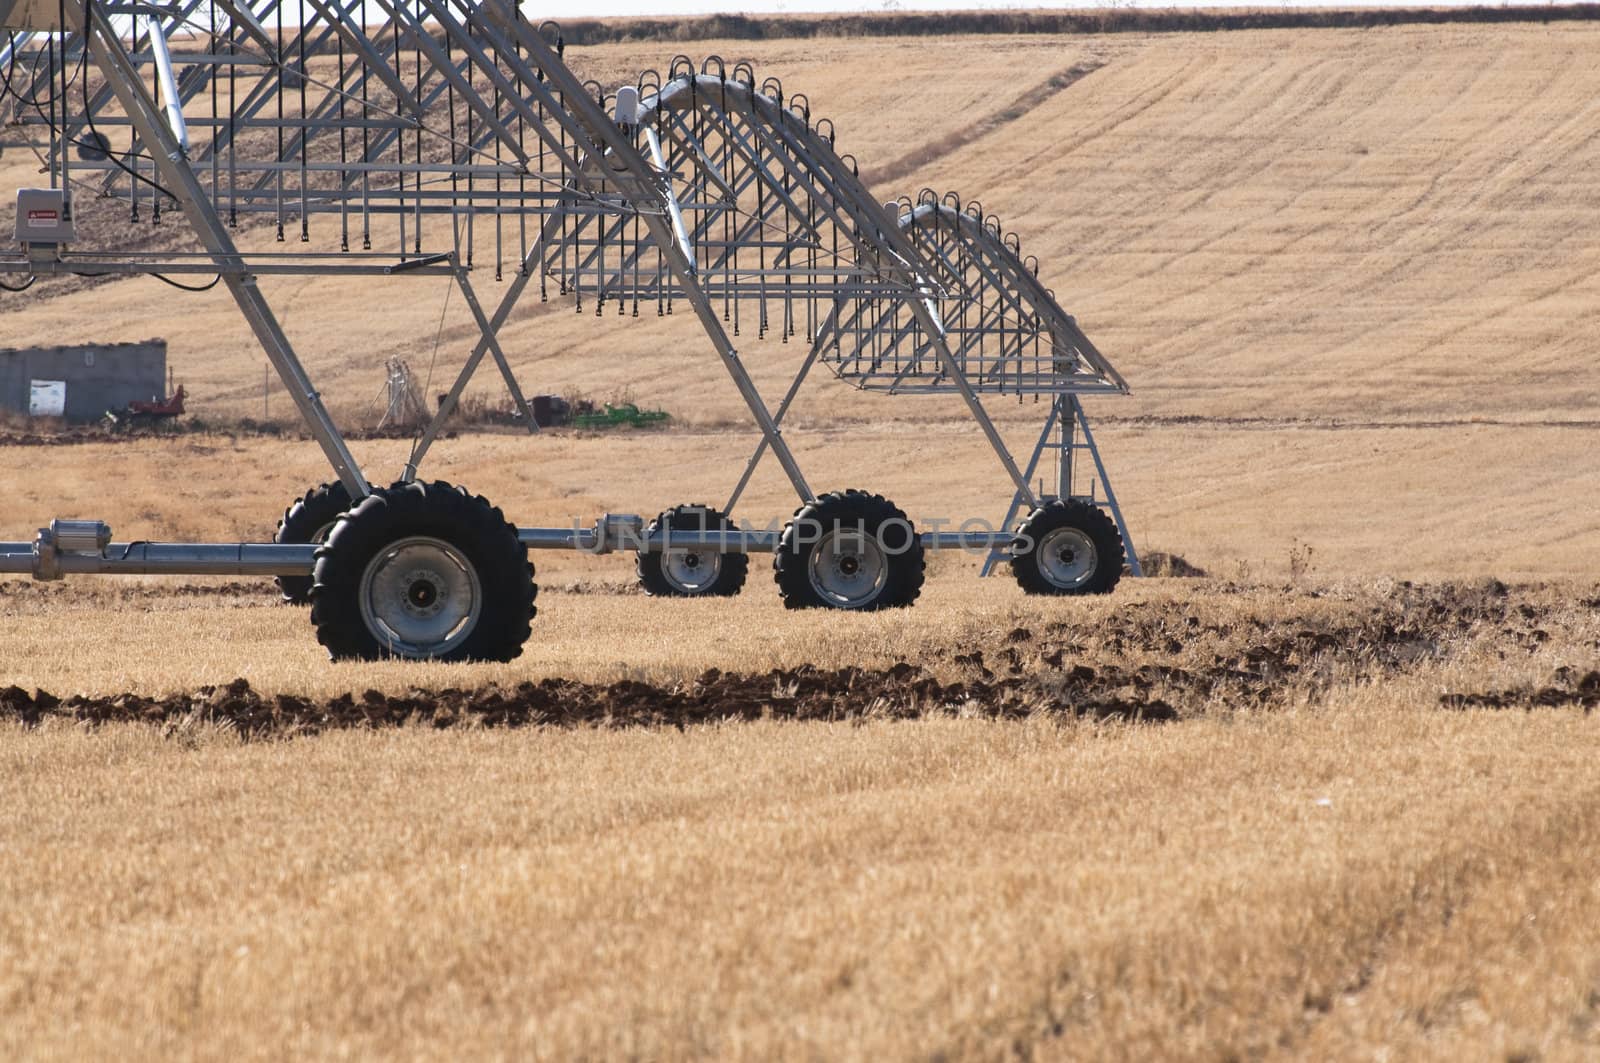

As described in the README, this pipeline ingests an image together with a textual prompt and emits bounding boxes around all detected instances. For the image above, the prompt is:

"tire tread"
[1010,499,1124,596]
[636,503,749,597]
[773,489,924,610]
[310,481,535,661]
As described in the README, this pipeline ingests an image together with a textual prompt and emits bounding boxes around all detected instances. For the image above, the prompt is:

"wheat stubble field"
[3,12,1600,1061]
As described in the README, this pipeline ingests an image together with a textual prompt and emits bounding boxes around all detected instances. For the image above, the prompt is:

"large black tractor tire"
[274,481,353,604]
[1010,499,1124,596]
[310,480,536,661]
[773,489,924,610]
[636,503,749,597]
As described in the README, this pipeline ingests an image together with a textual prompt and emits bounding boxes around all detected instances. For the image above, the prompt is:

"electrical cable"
[80,43,178,201]
[408,278,453,457]
[150,271,221,291]
[72,266,219,290]
[2,11,180,201]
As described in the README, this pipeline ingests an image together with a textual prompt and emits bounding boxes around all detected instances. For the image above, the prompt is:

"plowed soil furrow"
[0,582,1570,737]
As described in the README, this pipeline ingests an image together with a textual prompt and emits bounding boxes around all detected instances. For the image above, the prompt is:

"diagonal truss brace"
[722,289,1038,518]
[82,2,373,500]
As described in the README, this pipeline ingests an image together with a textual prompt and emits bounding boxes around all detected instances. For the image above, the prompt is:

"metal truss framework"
[822,195,1126,398]
[0,0,1137,576]
[720,192,1142,574]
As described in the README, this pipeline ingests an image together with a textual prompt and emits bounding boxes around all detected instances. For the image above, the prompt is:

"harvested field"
[8,20,1600,431]
[4,11,1600,1061]
[2,421,1598,584]
[4,677,1600,1058]
[2,578,1600,1059]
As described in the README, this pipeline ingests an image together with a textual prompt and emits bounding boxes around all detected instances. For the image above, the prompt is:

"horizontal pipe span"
[542,530,1005,553]
[620,531,1008,552]
[0,542,317,577]
[923,531,1011,551]
[634,530,784,552]
[518,527,599,551]
[0,527,1016,580]
[520,528,784,552]
[3,259,462,279]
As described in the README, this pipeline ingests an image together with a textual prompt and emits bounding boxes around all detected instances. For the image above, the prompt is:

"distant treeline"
[551,5,1600,45]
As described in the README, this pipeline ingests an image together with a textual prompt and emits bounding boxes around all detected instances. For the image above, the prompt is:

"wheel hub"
[402,571,443,615]
[359,537,483,656]
[662,546,722,593]
[808,530,889,608]
[1037,527,1097,589]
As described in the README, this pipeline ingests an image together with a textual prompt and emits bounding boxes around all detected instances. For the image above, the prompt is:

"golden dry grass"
[4,679,1600,1059]
[0,568,1505,697]
[3,18,1600,1061]
[3,574,1598,1056]
[0,417,1595,587]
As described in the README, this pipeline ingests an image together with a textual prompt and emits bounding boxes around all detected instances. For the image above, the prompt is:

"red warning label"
[27,210,59,225]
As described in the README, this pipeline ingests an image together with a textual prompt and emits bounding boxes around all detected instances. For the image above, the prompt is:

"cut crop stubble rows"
[2,612,1598,1059]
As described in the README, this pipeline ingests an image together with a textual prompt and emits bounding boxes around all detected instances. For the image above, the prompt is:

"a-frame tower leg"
[982,394,1142,577]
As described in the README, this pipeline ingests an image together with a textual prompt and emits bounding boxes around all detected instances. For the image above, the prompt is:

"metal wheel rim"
[661,547,723,594]
[1037,527,1098,589]
[807,528,889,608]
[358,536,482,656]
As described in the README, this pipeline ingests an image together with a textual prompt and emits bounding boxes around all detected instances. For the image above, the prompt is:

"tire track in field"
[1000,52,1202,184]
[927,44,1204,250]
[1038,48,1390,318]
[857,59,1106,191]
[1337,59,1600,370]
[1054,44,1554,383]
[1159,50,1595,379]
[1076,54,1372,309]
[1278,781,1600,1054]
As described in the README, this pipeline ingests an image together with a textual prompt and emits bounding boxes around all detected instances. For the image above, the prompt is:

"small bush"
[1142,551,1208,578]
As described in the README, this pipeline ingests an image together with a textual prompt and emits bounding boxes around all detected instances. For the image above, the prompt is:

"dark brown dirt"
[0,579,276,601]
[0,581,1577,738]
[0,665,1175,738]
[0,425,132,446]
[1440,667,1600,712]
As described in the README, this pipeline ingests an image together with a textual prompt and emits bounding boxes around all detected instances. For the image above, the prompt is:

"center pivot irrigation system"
[0,0,1140,661]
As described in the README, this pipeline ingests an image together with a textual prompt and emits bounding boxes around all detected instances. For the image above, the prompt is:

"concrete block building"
[0,339,167,422]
